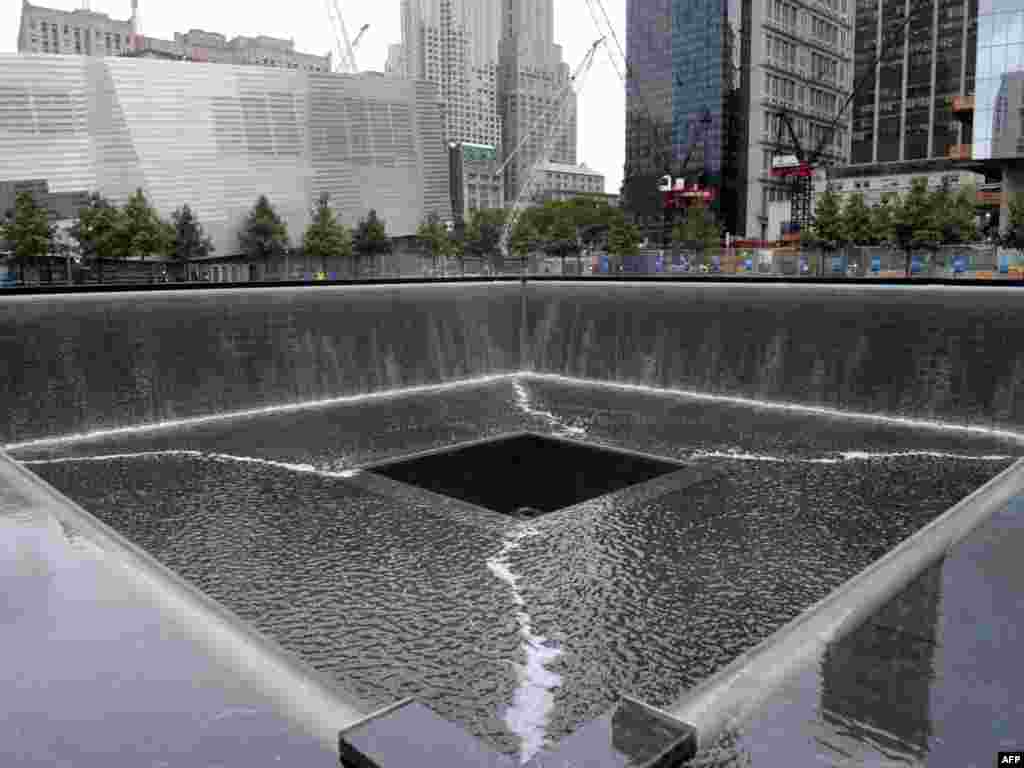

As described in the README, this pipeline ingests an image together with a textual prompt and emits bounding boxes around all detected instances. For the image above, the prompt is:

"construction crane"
[498,37,607,265]
[771,2,935,235]
[325,0,366,74]
[351,24,370,54]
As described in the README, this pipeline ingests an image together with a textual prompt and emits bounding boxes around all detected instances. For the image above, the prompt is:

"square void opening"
[369,432,683,517]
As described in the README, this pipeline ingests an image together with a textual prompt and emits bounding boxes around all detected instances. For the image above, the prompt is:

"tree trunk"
[905,249,912,278]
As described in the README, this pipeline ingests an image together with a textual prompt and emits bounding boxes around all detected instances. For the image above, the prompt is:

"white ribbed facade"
[0,55,450,251]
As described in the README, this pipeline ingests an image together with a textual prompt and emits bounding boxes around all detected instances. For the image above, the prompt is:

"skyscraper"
[498,0,577,204]
[851,0,976,165]
[398,0,503,150]
[625,0,855,240]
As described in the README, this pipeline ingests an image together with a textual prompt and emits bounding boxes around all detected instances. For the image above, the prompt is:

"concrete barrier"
[667,457,1024,750]
[0,450,373,752]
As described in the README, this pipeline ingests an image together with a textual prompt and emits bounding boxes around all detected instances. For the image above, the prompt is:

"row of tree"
[243,193,392,278]
[807,179,1024,273]
[1,188,393,283]
[416,196,646,274]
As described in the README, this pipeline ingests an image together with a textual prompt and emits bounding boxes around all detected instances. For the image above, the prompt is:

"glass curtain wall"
[972,0,1024,159]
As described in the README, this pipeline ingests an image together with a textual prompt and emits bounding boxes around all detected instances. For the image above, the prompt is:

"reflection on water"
[486,525,563,763]
[817,565,942,765]
[12,381,1019,756]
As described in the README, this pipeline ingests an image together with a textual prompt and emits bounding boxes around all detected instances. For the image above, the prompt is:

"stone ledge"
[338,698,697,768]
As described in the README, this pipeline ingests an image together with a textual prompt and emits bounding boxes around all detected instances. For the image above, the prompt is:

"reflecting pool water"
[11,378,1019,760]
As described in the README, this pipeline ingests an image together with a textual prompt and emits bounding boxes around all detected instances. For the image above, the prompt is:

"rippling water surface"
[14,379,1019,759]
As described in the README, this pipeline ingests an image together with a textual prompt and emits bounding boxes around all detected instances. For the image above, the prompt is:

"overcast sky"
[1,0,627,192]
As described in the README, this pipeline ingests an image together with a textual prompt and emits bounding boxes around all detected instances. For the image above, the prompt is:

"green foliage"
[69,192,123,282]
[239,195,289,262]
[869,194,896,244]
[608,219,642,258]
[944,184,978,244]
[811,187,844,249]
[119,188,170,260]
[509,217,540,261]
[416,211,453,271]
[354,209,391,276]
[544,208,579,271]
[464,208,506,267]
[671,199,719,253]
[170,204,215,264]
[1004,192,1024,250]
[841,192,873,245]
[895,177,941,252]
[1,192,54,277]
[889,178,941,275]
[303,193,351,272]
[563,195,616,246]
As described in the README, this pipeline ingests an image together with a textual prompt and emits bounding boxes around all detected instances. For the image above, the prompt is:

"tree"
[944,184,978,244]
[239,195,289,276]
[841,192,873,246]
[353,209,391,278]
[891,178,941,276]
[544,206,578,275]
[509,217,540,272]
[169,204,215,280]
[69,193,123,284]
[672,198,720,266]
[810,187,845,250]
[608,218,642,266]
[118,188,170,261]
[464,208,506,273]
[869,193,896,246]
[1002,192,1024,250]
[1,191,54,284]
[416,211,452,275]
[565,195,616,273]
[303,193,351,277]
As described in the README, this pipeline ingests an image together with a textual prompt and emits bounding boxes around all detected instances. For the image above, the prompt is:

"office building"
[970,0,1024,232]
[498,0,577,205]
[625,0,855,240]
[531,161,605,202]
[397,0,503,150]
[0,54,450,254]
[851,0,975,166]
[448,142,504,220]
[18,1,331,72]
[18,1,134,56]
[972,1,1024,161]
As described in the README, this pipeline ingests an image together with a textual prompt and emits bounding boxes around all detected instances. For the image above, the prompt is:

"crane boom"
[325,0,359,73]
[499,38,605,262]
[351,24,369,53]
[493,37,605,180]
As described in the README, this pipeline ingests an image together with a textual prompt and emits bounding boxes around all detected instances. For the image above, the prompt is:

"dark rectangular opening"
[369,432,683,517]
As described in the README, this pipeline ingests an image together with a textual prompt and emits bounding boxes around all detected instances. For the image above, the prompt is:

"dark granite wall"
[524,283,1024,429]
[0,285,523,442]
[2,281,1022,443]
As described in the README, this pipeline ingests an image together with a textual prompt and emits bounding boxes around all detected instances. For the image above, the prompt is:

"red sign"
[770,162,813,178]
[663,185,717,209]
